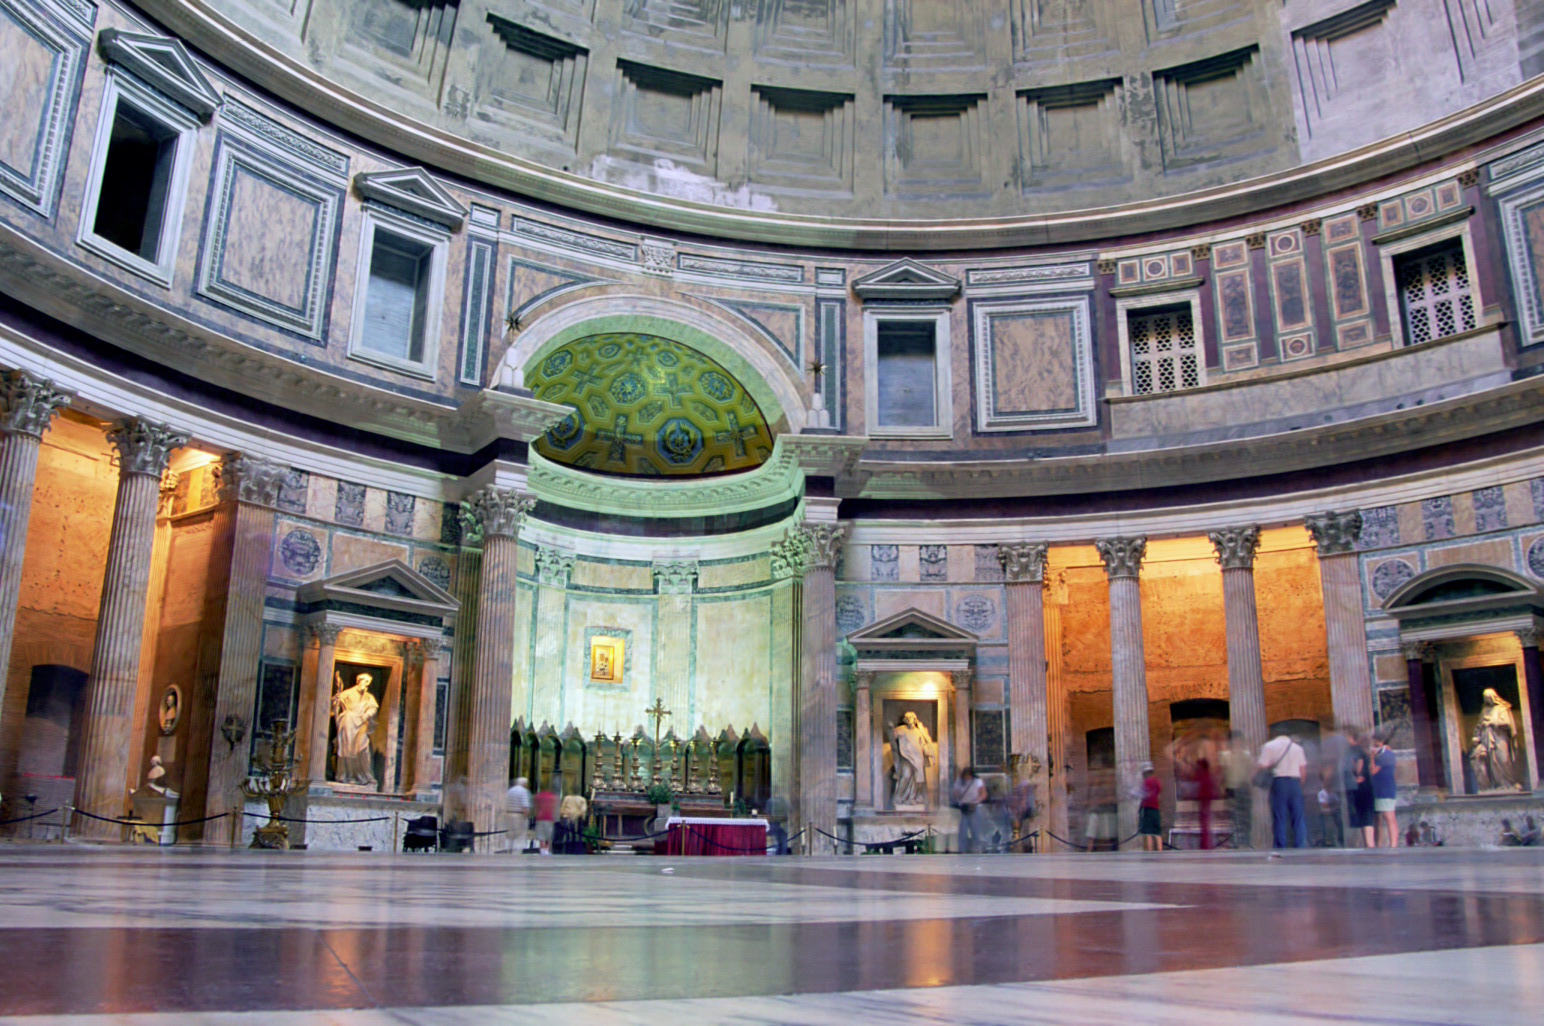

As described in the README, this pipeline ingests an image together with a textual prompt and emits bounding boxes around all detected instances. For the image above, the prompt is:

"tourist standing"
[953,767,986,853]
[1316,768,1343,848]
[1222,732,1254,848]
[1257,732,1308,849]
[1370,734,1399,847]
[1343,730,1375,848]
[1137,762,1163,852]
[504,776,531,854]
[533,779,558,855]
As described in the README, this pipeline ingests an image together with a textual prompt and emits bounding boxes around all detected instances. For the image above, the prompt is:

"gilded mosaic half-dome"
[530,333,775,477]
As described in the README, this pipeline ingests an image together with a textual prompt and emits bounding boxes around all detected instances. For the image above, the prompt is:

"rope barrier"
[68,808,233,828]
[243,812,394,825]
[0,807,61,826]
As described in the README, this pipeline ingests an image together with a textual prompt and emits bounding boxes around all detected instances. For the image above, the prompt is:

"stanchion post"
[393,811,400,854]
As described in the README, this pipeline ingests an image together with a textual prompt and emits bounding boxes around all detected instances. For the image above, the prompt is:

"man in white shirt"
[504,777,531,854]
[1257,733,1309,849]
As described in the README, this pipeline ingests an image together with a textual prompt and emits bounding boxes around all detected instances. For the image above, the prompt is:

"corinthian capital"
[218,453,287,508]
[999,542,1048,583]
[464,485,534,540]
[1209,526,1261,570]
[770,527,810,580]
[1399,640,1430,662]
[1,371,71,438]
[800,521,849,570]
[1305,510,1361,556]
[1095,536,1146,580]
[108,419,189,477]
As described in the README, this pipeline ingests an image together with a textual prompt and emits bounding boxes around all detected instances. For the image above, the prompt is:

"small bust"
[146,755,167,793]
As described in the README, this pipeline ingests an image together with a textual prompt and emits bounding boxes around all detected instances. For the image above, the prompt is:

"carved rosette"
[1,370,71,438]
[218,453,288,507]
[464,486,535,540]
[1399,640,1430,662]
[653,561,698,595]
[107,419,189,477]
[1209,526,1261,570]
[534,546,575,586]
[800,522,849,570]
[1305,510,1362,555]
[999,542,1049,583]
[770,527,811,580]
[1095,536,1146,580]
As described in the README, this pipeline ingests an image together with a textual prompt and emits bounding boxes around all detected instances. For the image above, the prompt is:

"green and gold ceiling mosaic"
[530,333,775,476]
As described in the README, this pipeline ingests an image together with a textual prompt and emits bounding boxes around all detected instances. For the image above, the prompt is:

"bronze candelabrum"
[240,720,308,849]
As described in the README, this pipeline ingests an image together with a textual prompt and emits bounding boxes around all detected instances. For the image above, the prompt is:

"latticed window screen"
[1397,241,1476,346]
[1128,304,1200,395]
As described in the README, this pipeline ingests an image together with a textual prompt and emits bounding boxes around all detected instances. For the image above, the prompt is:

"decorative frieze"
[107,419,187,478]
[0,371,71,438]
[1305,510,1362,555]
[1095,536,1146,579]
[464,486,534,540]
[998,542,1048,583]
[1209,526,1261,570]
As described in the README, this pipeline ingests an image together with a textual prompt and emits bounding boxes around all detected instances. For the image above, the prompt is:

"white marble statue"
[331,671,380,786]
[891,712,936,807]
[145,755,167,793]
[1469,688,1521,792]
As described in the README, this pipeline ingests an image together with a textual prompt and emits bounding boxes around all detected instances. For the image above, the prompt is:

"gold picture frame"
[589,637,624,684]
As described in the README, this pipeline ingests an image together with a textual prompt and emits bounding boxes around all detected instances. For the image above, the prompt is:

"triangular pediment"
[846,607,977,645]
[98,29,220,119]
[297,559,459,618]
[851,259,961,302]
[355,167,467,229]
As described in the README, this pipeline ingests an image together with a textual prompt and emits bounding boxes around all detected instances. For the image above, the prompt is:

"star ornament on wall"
[808,358,826,381]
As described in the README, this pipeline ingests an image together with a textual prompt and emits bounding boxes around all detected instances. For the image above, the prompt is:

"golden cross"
[645,698,671,748]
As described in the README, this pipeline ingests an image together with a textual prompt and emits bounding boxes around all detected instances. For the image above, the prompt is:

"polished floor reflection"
[0,847,1540,1023]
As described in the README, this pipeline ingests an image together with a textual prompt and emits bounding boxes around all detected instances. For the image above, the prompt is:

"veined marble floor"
[0,846,1540,1024]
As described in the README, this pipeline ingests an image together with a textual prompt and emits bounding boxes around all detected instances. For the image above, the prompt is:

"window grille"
[1397,241,1476,346]
[1128,305,1200,395]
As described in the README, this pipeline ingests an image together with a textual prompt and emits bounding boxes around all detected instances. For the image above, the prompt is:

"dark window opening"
[875,320,937,427]
[362,230,433,364]
[92,102,178,261]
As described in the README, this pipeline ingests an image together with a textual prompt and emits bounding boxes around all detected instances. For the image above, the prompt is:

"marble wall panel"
[697,556,770,590]
[1424,538,1517,569]
[561,594,654,727]
[0,0,83,217]
[219,169,322,314]
[571,559,652,591]
[874,587,944,622]
[329,531,411,574]
[693,594,774,733]
[973,298,1094,430]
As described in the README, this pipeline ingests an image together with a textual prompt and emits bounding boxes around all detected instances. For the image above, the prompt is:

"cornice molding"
[132,0,1544,251]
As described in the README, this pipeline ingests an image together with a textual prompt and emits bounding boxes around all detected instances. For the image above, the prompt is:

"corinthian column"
[72,419,188,839]
[785,520,847,853]
[451,486,533,841]
[300,623,342,782]
[1518,628,1544,790]
[409,636,445,797]
[1096,535,1149,849]
[1209,525,1271,848]
[201,455,288,844]
[1000,542,1049,810]
[0,371,70,713]
[1305,511,1375,732]
[1400,641,1443,791]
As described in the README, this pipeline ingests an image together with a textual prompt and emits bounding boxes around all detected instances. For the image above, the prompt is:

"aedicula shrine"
[3,0,1544,852]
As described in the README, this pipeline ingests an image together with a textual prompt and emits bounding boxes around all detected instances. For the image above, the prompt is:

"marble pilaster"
[1209,525,1271,848]
[409,637,445,796]
[1306,511,1375,732]
[789,522,846,854]
[201,455,287,844]
[1400,641,1443,791]
[1096,535,1149,850]
[951,669,973,777]
[1519,628,1544,790]
[452,487,533,839]
[653,562,697,726]
[301,623,343,782]
[1044,602,1071,850]
[854,670,873,809]
[0,371,70,724]
[72,419,188,839]
[1000,542,1049,818]
[445,518,483,789]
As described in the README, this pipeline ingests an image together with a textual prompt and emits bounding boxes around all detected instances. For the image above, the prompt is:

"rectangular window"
[1396,240,1477,346]
[875,320,938,427]
[76,73,199,286]
[362,231,433,363]
[1128,303,1200,395]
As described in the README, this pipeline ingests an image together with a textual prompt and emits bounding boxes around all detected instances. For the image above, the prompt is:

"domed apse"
[529,332,775,476]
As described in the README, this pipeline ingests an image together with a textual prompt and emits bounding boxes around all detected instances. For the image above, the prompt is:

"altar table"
[662,817,768,856]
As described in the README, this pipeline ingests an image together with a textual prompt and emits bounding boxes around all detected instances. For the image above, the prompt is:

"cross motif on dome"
[655,373,691,408]
[568,364,603,394]
[595,414,641,464]
[714,412,757,459]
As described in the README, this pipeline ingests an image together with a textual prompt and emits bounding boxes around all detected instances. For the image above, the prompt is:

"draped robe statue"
[331,672,380,786]
[1469,688,1520,792]
[891,712,936,807]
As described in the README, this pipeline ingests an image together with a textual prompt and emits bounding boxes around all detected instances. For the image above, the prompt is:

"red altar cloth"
[661,817,768,856]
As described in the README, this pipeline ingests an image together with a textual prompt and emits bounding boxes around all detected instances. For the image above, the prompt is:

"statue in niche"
[891,712,936,807]
[1469,688,1521,792]
[331,671,380,786]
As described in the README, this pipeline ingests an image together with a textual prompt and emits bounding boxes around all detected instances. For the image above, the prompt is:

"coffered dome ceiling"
[530,333,775,477]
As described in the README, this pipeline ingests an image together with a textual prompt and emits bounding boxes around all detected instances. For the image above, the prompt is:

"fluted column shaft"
[1001,543,1049,829]
[1097,537,1149,850]
[202,456,286,844]
[1211,526,1271,848]
[0,372,70,720]
[1045,604,1070,849]
[788,522,847,854]
[302,625,342,782]
[73,420,187,838]
[1306,512,1375,732]
[452,487,533,840]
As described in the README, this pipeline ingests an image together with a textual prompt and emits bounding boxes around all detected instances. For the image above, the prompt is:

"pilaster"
[653,561,697,726]
[1306,510,1375,732]
[999,542,1048,824]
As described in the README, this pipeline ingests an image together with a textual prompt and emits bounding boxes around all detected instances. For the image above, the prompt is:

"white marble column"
[409,637,444,797]
[653,562,697,726]
[451,487,533,839]
[201,455,288,844]
[1305,511,1375,732]
[785,521,847,854]
[72,419,188,838]
[1209,525,1272,848]
[854,670,873,810]
[1000,542,1049,821]
[1096,535,1149,850]
[0,371,70,717]
[300,623,343,783]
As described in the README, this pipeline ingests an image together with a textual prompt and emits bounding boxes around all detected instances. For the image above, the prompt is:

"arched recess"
[1383,564,1543,617]
[491,295,807,434]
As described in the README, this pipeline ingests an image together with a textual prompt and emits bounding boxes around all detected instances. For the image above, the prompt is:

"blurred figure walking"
[504,776,531,854]
[1222,732,1254,848]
